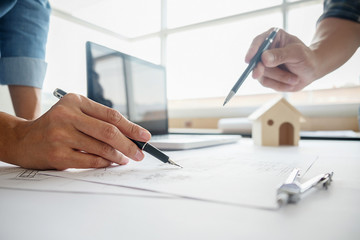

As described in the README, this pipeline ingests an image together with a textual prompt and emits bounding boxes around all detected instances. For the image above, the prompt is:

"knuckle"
[280,74,291,84]
[46,127,67,142]
[119,141,137,158]
[50,102,79,123]
[128,123,140,135]
[126,143,136,158]
[61,93,90,110]
[49,104,68,120]
[103,124,118,140]
[64,93,83,104]
[47,148,67,170]
[274,53,285,63]
[100,143,115,157]
[89,157,106,168]
[107,108,123,125]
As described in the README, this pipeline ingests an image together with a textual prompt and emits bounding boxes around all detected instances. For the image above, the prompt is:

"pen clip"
[53,88,67,99]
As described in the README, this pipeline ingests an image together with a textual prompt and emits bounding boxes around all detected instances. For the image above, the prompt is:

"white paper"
[0,163,168,198]
[43,139,317,209]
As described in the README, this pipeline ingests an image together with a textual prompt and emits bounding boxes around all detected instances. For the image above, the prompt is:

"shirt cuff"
[0,57,47,89]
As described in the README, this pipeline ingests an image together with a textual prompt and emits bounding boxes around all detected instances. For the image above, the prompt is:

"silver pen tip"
[223,91,235,106]
[168,159,183,168]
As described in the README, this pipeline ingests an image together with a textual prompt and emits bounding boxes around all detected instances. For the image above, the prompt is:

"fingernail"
[119,156,130,165]
[134,150,144,161]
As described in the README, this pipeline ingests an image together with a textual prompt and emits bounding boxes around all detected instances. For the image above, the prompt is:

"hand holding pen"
[223,28,279,106]
[5,89,152,170]
[245,28,318,92]
[54,89,182,168]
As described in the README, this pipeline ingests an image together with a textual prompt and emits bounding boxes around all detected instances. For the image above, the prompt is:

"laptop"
[86,41,241,150]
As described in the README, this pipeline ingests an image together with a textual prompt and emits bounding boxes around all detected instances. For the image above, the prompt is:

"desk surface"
[0,138,359,240]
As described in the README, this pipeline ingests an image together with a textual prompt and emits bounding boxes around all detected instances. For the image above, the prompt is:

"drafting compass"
[277,168,333,206]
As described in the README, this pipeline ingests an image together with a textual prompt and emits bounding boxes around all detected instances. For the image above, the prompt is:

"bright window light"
[167,0,282,28]
[70,0,161,38]
[167,11,282,100]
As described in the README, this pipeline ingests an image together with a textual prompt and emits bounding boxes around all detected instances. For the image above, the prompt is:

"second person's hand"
[245,28,318,92]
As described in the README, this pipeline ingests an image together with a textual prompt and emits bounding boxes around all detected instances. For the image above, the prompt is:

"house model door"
[279,122,294,145]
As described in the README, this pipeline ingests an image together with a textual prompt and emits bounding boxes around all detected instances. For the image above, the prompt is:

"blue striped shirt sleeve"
[0,0,51,89]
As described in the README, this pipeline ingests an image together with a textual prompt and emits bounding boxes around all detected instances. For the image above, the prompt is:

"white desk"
[0,138,359,240]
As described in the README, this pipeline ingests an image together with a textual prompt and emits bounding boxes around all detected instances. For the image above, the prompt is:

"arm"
[0,0,50,118]
[310,17,360,80]
[0,94,151,170]
[245,18,360,91]
[8,86,41,120]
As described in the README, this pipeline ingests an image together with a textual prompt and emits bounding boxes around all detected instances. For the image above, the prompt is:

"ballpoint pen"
[53,88,183,168]
[223,28,279,106]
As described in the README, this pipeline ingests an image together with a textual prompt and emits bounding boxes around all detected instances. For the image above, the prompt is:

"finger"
[258,77,291,92]
[98,107,151,142]
[68,130,132,165]
[50,149,113,170]
[258,76,298,92]
[72,114,145,162]
[245,27,279,63]
[57,94,146,162]
[62,94,151,142]
[245,30,271,63]
[261,43,305,68]
[252,62,265,79]
[262,67,298,86]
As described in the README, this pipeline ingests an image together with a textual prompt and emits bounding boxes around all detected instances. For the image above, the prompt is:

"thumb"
[261,44,303,68]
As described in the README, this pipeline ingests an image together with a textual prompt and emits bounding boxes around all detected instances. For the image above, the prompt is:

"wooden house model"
[248,97,304,146]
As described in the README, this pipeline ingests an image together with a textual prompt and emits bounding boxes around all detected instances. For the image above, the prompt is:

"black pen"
[223,28,279,106]
[53,88,183,168]
[128,139,182,168]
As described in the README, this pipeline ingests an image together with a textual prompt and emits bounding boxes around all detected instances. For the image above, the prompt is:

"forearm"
[8,86,42,120]
[310,17,360,80]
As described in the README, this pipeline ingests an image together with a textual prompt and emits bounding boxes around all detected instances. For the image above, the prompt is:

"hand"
[6,93,151,170]
[245,28,318,92]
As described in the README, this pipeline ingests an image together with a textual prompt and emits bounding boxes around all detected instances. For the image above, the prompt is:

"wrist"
[0,112,29,166]
[308,43,327,81]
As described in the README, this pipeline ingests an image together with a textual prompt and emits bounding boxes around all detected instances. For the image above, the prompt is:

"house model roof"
[248,96,304,121]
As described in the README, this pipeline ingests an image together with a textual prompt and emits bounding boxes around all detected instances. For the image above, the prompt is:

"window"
[166,11,282,100]
[45,0,359,125]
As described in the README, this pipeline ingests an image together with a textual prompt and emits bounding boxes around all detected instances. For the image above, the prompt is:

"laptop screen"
[86,42,168,135]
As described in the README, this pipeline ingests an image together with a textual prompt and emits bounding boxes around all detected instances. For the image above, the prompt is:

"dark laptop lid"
[86,41,169,135]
